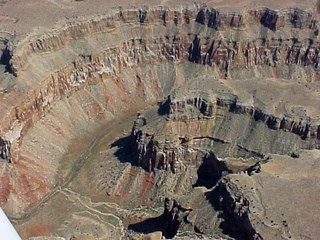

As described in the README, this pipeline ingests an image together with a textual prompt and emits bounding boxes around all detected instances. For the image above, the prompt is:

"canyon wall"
[131,91,319,174]
[1,5,320,216]
[3,5,320,161]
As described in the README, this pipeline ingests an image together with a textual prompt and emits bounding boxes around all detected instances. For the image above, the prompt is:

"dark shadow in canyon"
[129,198,186,239]
[129,214,180,239]
[204,189,251,240]
[193,151,230,189]
[157,97,170,116]
[0,41,13,74]
[128,216,164,235]
[110,135,138,166]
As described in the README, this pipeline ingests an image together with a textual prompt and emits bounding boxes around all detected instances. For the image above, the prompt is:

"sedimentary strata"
[0,3,320,240]
[2,5,320,154]
[130,90,320,174]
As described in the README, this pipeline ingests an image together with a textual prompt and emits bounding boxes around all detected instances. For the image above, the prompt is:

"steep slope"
[0,3,320,240]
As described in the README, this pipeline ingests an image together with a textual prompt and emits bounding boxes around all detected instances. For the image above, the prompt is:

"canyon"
[0,0,320,239]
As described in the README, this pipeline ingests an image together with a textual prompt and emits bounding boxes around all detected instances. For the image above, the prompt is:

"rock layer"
[2,5,320,146]
[0,4,319,237]
[130,90,320,174]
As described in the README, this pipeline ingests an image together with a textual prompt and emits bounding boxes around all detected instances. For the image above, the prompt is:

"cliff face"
[3,6,320,147]
[2,6,320,150]
[141,149,320,240]
[168,94,315,140]
[130,90,320,174]
[0,138,11,162]
[210,178,262,240]
[0,4,320,219]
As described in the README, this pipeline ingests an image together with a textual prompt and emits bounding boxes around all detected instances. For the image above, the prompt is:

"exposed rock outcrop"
[152,177,261,239]
[0,3,319,240]
[259,8,279,31]
[2,5,320,166]
[207,178,262,240]
[162,198,192,238]
[1,3,320,225]
[0,138,11,162]
[167,93,316,140]
[130,90,320,174]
